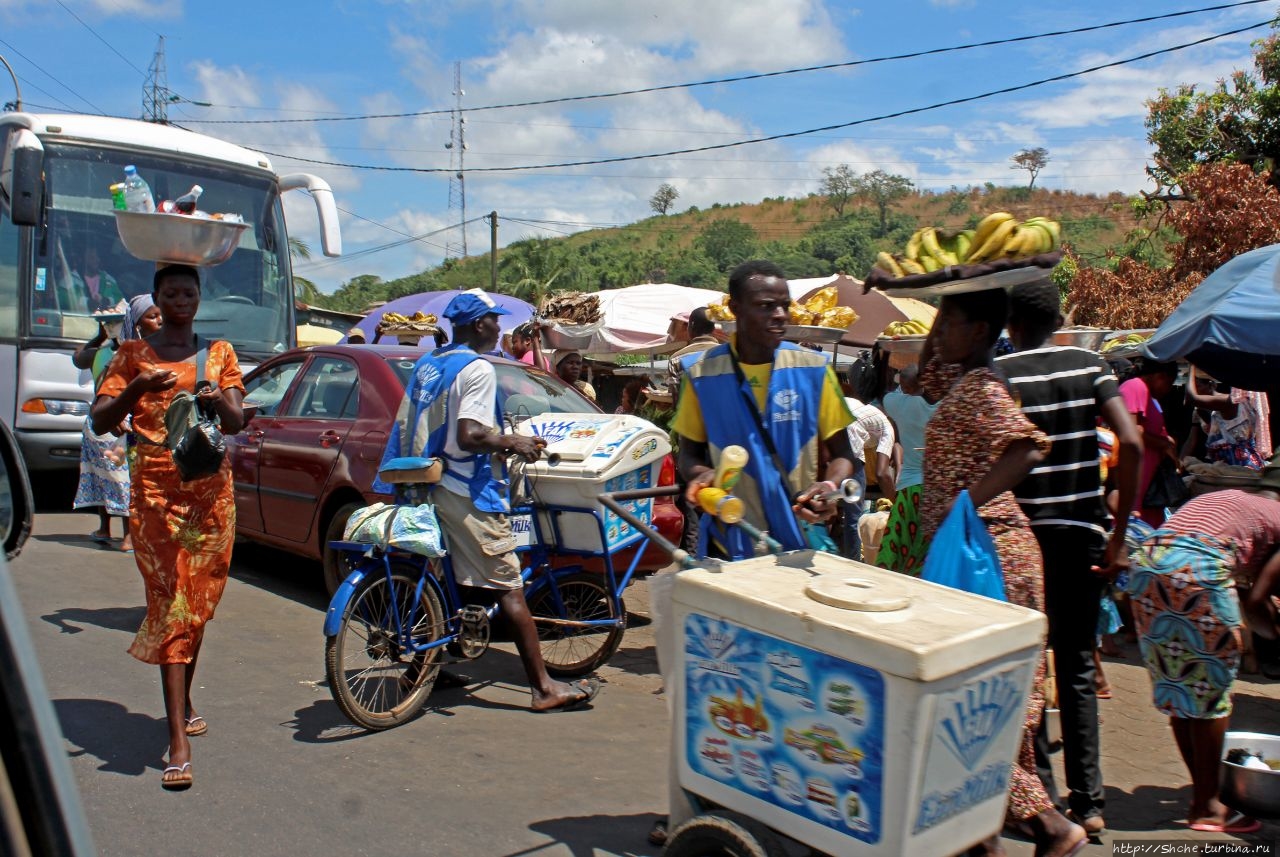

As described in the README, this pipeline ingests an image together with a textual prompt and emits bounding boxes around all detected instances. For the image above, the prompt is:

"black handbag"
[1143,458,1189,509]
[165,342,227,481]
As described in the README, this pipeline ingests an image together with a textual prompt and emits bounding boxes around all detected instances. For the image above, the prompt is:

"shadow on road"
[53,698,167,777]
[41,604,145,635]
[230,542,328,612]
[31,532,134,554]
[1103,782,1191,830]
[284,693,464,744]
[507,813,661,857]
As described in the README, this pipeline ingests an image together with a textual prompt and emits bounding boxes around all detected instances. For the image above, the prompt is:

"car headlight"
[21,399,90,416]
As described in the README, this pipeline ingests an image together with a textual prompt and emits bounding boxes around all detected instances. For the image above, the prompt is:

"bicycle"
[322,454,662,731]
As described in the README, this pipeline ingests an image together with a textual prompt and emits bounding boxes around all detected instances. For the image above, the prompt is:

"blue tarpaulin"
[1141,243,1280,391]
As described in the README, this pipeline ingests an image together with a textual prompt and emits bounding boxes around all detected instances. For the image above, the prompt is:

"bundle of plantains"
[539,291,602,325]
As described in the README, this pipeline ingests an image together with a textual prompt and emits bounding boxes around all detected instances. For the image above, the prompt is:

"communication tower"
[444,62,467,259]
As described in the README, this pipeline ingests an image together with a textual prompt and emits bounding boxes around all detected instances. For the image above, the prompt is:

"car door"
[257,356,360,544]
[227,358,306,535]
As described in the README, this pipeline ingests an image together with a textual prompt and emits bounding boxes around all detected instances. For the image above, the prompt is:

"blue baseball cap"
[442,289,511,325]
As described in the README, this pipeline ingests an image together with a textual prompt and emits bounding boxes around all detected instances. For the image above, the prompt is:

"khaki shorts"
[431,488,522,590]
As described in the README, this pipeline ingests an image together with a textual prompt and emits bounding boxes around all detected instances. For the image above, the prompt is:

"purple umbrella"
[347,290,535,345]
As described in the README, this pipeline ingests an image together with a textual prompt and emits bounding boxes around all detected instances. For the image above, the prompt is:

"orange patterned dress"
[98,339,244,665]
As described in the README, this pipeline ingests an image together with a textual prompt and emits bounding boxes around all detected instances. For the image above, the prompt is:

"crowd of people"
[72,255,1280,854]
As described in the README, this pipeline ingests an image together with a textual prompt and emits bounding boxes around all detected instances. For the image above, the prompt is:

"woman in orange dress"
[91,264,245,790]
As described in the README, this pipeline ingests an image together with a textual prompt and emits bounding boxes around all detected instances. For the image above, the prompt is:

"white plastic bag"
[343,503,446,558]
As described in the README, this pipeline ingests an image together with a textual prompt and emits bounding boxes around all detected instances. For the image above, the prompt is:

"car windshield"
[385,357,599,417]
[37,143,292,360]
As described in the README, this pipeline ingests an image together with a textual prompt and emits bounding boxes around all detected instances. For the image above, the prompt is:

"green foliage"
[1146,29,1280,190]
[649,182,679,215]
[819,164,858,217]
[944,191,970,216]
[696,218,758,272]
[1010,147,1051,188]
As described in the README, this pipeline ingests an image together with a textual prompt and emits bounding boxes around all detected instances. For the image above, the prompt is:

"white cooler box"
[671,551,1045,856]
[515,413,670,554]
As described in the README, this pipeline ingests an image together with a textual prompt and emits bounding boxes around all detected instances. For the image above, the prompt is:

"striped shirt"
[1163,490,1280,583]
[995,345,1120,533]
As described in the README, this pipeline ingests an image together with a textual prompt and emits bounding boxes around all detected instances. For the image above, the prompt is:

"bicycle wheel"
[527,570,625,677]
[324,560,445,730]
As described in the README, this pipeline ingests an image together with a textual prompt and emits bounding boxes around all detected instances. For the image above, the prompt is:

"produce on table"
[873,212,1061,278]
[880,319,930,337]
[706,286,856,330]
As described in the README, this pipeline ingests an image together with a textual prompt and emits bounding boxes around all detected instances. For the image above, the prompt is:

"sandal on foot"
[535,677,600,713]
[1188,811,1261,834]
[647,819,668,847]
[161,761,192,791]
[184,715,208,737]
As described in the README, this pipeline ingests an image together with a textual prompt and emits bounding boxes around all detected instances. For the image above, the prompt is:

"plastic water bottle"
[122,165,155,213]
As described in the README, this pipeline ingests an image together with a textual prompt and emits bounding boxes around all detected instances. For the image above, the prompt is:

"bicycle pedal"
[456,605,491,659]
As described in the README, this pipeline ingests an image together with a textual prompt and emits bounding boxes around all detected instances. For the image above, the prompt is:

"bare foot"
[1034,813,1086,857]
[530,677,599,712]
[121,536,133,552]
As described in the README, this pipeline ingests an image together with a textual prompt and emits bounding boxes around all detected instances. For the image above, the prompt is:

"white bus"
[0,112,341,472]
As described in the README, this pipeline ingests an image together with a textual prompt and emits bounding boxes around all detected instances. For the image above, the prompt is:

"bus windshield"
[36,143,293,360]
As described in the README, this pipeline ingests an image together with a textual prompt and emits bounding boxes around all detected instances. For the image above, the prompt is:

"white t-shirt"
[440,359,499,498]
[844,397,895,462]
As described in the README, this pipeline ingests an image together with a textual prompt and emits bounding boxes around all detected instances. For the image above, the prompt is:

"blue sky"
[0,0,1273,293]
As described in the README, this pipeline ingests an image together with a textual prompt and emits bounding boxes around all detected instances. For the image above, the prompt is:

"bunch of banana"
[705,294,735,322]
[881,319,930,337]
[873,212,1062,278]
[1100,332,1151,353]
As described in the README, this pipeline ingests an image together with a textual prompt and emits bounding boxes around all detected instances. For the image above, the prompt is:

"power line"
[177,1,1272,126]
[229,19,1272,176]
[0,36,106,115]
[54,0,147,76]
[301,215,490,272]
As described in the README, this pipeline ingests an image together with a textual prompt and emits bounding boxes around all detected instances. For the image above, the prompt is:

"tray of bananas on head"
[376,311,440,335]
[866,212,1063,297]
[876,317,931,353]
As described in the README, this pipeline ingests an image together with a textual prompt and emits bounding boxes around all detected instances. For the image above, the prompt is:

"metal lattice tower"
[444,62,467,259]
[142,36,169,123]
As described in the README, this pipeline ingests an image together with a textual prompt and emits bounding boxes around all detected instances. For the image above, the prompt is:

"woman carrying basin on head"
[90,264,245,792]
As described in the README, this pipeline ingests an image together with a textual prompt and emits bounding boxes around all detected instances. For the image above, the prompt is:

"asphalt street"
[12,506,1280,856]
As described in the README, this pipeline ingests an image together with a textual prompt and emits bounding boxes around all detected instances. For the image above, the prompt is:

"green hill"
[316,184,1150,314]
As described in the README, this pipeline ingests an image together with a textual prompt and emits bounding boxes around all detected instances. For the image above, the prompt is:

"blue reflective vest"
[376,345,508,513]
[685,342,828,551]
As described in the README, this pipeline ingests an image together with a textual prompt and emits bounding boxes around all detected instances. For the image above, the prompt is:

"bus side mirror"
[4,129,44,227]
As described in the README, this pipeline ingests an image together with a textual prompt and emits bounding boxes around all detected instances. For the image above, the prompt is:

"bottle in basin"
[122,165,155,213]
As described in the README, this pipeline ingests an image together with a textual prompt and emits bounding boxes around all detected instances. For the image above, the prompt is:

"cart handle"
[599,486,785,565]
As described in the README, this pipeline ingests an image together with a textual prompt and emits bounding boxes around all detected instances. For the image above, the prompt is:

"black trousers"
[1032,525,1107,819]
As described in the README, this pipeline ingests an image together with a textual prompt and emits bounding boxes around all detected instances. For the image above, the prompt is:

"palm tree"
[499,237,583,306]
[290,236,322,305]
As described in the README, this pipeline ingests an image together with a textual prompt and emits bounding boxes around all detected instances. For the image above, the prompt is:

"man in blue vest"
[673,260,858,555]
[382,289,599,713]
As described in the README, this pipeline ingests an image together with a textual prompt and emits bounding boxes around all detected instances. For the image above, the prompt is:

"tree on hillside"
[1146,28,1280,194]
[499,237,581,305]
[696,218,758,272]
[650,183,679,215]
[324,274,386,314]
[819,164,857,217]
[852,170,914,236]
[1010,147,1050,188]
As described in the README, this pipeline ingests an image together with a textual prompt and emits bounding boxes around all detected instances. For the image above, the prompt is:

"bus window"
[0,209,18,338]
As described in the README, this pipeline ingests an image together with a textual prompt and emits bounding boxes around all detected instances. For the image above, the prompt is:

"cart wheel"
[663,811,787,857]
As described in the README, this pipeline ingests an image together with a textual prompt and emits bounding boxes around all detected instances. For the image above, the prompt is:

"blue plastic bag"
[921,491,1006,602]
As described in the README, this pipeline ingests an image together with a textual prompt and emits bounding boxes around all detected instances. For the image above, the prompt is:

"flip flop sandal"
[536,676,600,713]
[1188,811,1262,834]
[184,716,208,737]
[161,761,192,791]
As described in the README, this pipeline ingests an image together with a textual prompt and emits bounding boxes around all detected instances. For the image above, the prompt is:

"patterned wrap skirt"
[1125,531,1242,719]
[874,484,926,574]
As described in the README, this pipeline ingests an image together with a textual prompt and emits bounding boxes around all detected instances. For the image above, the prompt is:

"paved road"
[12,509,1280,856]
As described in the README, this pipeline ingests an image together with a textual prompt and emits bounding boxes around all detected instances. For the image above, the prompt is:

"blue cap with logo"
[442,289,511,325]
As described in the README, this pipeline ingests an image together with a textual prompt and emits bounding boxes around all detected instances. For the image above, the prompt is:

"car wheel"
[322,501,363,596]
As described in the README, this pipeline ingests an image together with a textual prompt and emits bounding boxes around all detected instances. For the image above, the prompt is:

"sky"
[0,0,1274,294]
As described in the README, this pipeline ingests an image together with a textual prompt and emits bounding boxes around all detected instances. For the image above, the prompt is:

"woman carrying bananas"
[918,289,1087,857]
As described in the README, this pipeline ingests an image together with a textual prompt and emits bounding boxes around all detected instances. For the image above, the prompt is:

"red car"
[229,344,682,592]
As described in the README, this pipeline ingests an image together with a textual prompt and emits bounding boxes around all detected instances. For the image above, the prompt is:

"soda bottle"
[108,182,126,211]
[122,165,155,213]
[174,184,203,215]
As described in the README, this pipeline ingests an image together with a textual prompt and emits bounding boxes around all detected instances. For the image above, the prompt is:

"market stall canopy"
[346,290,535,344]
[1142,242,1280,391]
[545,283,727,354]
[297,323,344,347]
[792,274,936,347]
